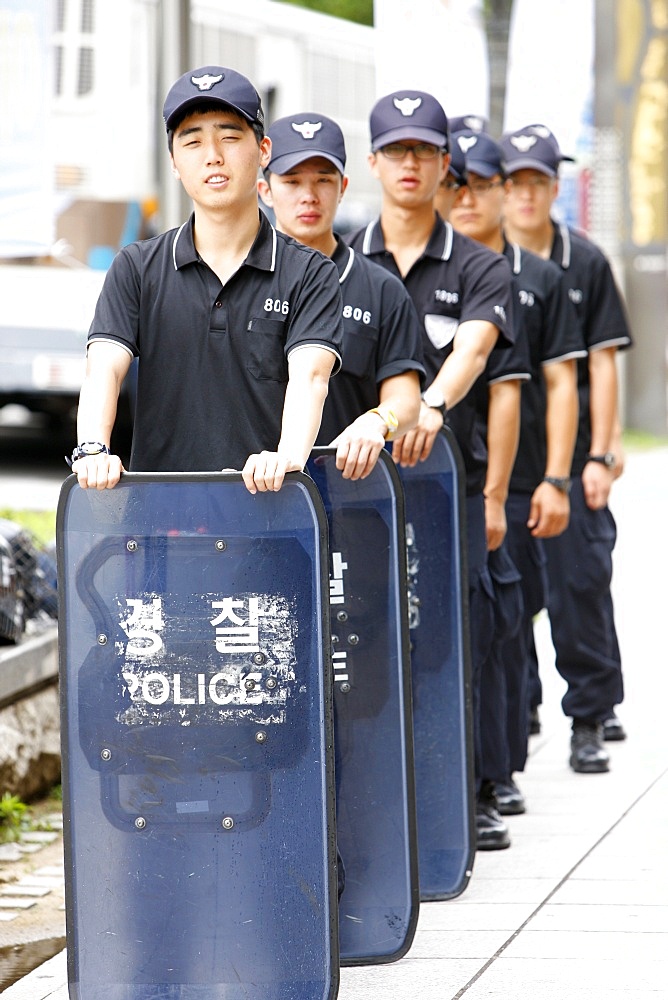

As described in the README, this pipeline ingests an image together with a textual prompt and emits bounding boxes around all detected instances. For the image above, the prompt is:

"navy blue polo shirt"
[501,239,587,493]
[347,215,515,494]
[316,237,426,444]
[481,247,532,454]
[550,223,633,475]
[88,212,343,472]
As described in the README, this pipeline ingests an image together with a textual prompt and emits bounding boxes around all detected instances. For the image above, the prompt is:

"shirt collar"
[550,219,571,269]
[172,211,278,272]
[503,237,522,274]
[361,213,453,262]
[332,235,355,283]
[423,215,454,261]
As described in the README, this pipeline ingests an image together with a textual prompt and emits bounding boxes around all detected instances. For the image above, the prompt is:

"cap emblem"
[292,121,322,140]
[457,135,478,153]
[510,134,538,153]
[393,96,422,117]
[463,115,485,131]
[530,125,551,139]
[190,73,224,92]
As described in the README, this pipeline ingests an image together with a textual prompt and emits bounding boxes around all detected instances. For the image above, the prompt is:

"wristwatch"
[586,452,616,470]
[421,385,447,415]
[66,441,110,468]
[543,475,572,494]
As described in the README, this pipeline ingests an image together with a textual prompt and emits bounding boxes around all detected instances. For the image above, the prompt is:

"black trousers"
[466,493,495,795]
[541,478,624,721]
[480,540,524,783]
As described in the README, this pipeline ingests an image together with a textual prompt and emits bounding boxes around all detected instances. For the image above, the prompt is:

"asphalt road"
[0,414,68,512]
[0,408,131,513]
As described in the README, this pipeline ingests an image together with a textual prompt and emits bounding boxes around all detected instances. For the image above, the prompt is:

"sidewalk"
[5,447,668,999]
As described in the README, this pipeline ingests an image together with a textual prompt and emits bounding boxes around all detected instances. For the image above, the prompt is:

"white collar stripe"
[339,247,355,284]
[172,221,189,271]
[441,221,453,261]
[559,223,571,269]
[362,220,376,255]
[269,225,277,271]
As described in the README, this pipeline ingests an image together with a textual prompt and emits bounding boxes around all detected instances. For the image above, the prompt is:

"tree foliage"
[272,0,373,26]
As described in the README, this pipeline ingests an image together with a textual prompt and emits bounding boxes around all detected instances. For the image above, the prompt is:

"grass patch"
[0,792,30,843]
[0,508,56,545]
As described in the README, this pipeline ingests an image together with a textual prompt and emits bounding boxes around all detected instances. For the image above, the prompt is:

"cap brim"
[465,159,501,179]
[372,126,448,151]
[166,96,254,131]
[503,156,557,177]
[267,149,345,175]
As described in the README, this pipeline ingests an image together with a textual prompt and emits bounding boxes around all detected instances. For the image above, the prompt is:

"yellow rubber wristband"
[368,407,399,439]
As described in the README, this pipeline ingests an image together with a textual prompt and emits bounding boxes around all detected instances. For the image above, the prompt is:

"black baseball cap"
[447,138,467,183]
[370,90,449,152]
[266,114,346,175]
[500,126,566,176]
[163,65,264,132]
[523,124,575,162]
[449,114,489,135]
[453,130,504,178]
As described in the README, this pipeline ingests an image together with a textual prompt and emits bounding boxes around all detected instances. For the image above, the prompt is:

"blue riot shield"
[395,427,475,900]
[306,449,419,966]
[57,472,339,1000]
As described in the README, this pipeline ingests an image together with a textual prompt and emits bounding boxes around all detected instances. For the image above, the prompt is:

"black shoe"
[495,776,526,815]
[529,707,541,735]
[476,782,511,850]
[602,714,627,742]
[570,720,610,773]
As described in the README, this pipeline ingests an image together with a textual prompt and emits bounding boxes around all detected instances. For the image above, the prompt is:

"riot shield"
[395,426,475,900]
[307,449,418,965]
[57,472,339,1000]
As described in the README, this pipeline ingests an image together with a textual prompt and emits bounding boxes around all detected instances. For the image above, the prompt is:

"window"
[53,0,96,100]
[77,46,93,95]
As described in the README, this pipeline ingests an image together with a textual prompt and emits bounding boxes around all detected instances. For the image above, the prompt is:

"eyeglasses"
[506,175,552,190]
[380,142,444,161]
[442,179,462,191]
[463,179,504,196]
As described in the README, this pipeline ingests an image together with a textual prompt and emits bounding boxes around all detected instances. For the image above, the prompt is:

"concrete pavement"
[5,446,668,999]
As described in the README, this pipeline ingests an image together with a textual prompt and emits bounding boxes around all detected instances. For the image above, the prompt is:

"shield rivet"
[215,539,227,552]
[100,748,112,761]
[135,817,146,830]
[222,816,234,830]
[127,540,138,552]
[255,731,267,744]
